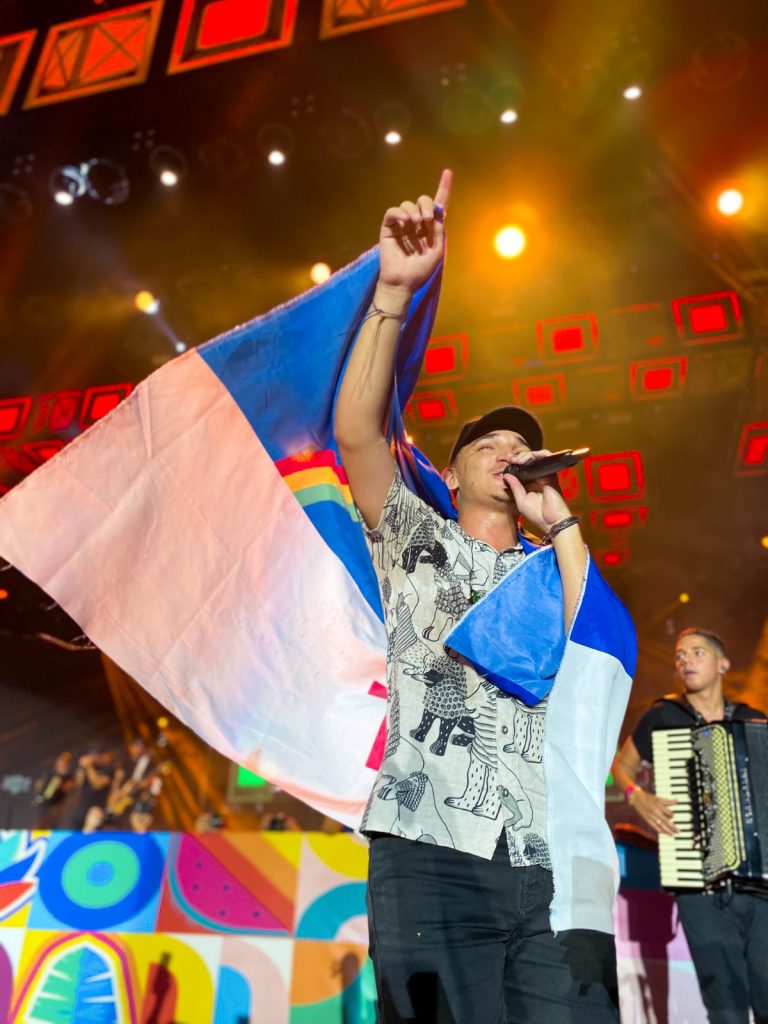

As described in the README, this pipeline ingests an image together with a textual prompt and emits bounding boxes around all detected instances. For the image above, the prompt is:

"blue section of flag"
[445,545,566,705]
[446,545,637,704]
[199,247,452,616]
[570,557,638,678]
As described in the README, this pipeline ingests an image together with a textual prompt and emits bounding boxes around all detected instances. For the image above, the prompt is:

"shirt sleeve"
[361,466,443,571]
[631,705,664,764]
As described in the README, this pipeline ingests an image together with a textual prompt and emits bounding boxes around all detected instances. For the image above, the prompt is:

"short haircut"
[677,627,728,660]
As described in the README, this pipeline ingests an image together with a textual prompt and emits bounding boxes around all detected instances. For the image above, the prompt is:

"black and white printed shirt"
[360,469,550,868]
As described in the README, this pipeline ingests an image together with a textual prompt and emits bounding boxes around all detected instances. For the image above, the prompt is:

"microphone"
[502,447,590,483]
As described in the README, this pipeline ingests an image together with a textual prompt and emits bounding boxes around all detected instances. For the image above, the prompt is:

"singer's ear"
[719,657,731,675]
[441,466,459,507]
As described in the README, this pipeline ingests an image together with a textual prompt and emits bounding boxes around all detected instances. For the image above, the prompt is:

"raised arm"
[335,170,452,528]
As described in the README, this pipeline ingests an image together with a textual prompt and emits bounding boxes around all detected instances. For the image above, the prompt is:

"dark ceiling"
[0,0,767,724]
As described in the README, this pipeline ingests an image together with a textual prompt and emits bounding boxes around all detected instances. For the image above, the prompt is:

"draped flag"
[447,543,637,932]
[0,242,636,930]
[0,247,445,828]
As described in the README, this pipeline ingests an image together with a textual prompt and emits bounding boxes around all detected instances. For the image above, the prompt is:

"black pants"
[677,889,768,1024]
[366,833,619,1024]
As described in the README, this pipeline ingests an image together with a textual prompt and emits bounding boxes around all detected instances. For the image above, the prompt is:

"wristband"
[625,784,641,805]
[542,515,580,545]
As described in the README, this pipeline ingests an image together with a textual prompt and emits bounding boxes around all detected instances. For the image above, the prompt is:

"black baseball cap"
[449,406,543,464]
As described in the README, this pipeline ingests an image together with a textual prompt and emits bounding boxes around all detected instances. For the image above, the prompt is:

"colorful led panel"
[585,452,644,504]
[423,334,468,380]
[407,390,458,424]
[0,31,37,116]
[25,2,163,108]
[629,356,687,399]
[511,373,566,409]
[735,421,768,476]
[671,291,743,345]
[80,383,134,428]
[320,0,465,39]
[0,397,32,440]
[168,0,298,74]
[536,313,599,363]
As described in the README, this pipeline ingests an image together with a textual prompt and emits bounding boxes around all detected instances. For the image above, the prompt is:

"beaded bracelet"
[625,784,642,805]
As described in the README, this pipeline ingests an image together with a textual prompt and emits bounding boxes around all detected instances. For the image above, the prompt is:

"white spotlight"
[623,85,642,100]
[500,108,518,124]
[717,188,744,216]
[384,130,402,145]
[160,169,179,187]
[268,149,286,166]
[174,341,187,353]
[310,262,332,285]
[49,165,86,206]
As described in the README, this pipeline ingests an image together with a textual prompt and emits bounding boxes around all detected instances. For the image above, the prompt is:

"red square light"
[598,464,631,491]
[590,507,647,530]
[409,390,458,424]
[736,421,768,475]
[425,347,456,374]
[552,327,584,352]
[558,467,581,503]
[511,373,566,409]
[80,384,133,428]
[689,304,728,333]
[671,292,742,345]
[0,397,32,440]
[525,384,554,405]
[537,313,599,362]
[586,452,645,503]
[598,549,630,567]
[643,368,673,390]
[422,334,468,380]
[630,356,687,399]
[22,440,65,464]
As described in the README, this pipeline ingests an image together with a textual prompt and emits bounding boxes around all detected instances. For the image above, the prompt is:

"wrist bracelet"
[362,302,407,325]
[625,784,641,805]
[543,515,580,544]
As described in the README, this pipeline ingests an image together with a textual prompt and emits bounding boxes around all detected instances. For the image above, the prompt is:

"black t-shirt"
[632,695,767,764]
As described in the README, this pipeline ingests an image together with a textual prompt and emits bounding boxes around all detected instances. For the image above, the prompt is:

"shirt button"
[501,726,509,735]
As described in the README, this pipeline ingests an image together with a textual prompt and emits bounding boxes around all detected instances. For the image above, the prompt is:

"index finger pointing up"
[433,168,452,218]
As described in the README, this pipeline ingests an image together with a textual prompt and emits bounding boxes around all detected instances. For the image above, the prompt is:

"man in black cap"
[334,170,618,1023]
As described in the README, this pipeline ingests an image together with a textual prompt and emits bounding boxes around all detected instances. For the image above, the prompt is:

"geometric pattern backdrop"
[0,830,706,1022]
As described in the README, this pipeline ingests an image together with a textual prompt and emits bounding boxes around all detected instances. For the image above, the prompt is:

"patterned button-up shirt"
[360,469,550,869]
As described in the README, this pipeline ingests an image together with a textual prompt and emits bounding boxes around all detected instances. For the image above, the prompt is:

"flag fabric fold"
[0,247,439,827]
[0,242,636,931]
[447,546,637,931]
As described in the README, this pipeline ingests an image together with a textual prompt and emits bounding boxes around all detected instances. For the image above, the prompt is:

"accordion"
[652,720,768,891]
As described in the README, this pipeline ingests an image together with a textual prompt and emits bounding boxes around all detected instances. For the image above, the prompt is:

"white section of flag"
[0,351,386,826]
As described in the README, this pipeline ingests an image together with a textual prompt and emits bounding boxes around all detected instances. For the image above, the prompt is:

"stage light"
[679,592,690,603]
[0,589,8,600]
[83,158,129,205]
[150,145,188,188]
[500,109,518,124]
[174,341,187,353]
[623,85,642,100]
[258,122,294,167]
[49,165,86,206]
[761,536,768,549]
[135,290,160,315]
[310,262,332,285]
[384,130,402,145]
[716,188,743,216]
[406,434,414,444]
[157,716,169,729]
[495,226,526,259]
